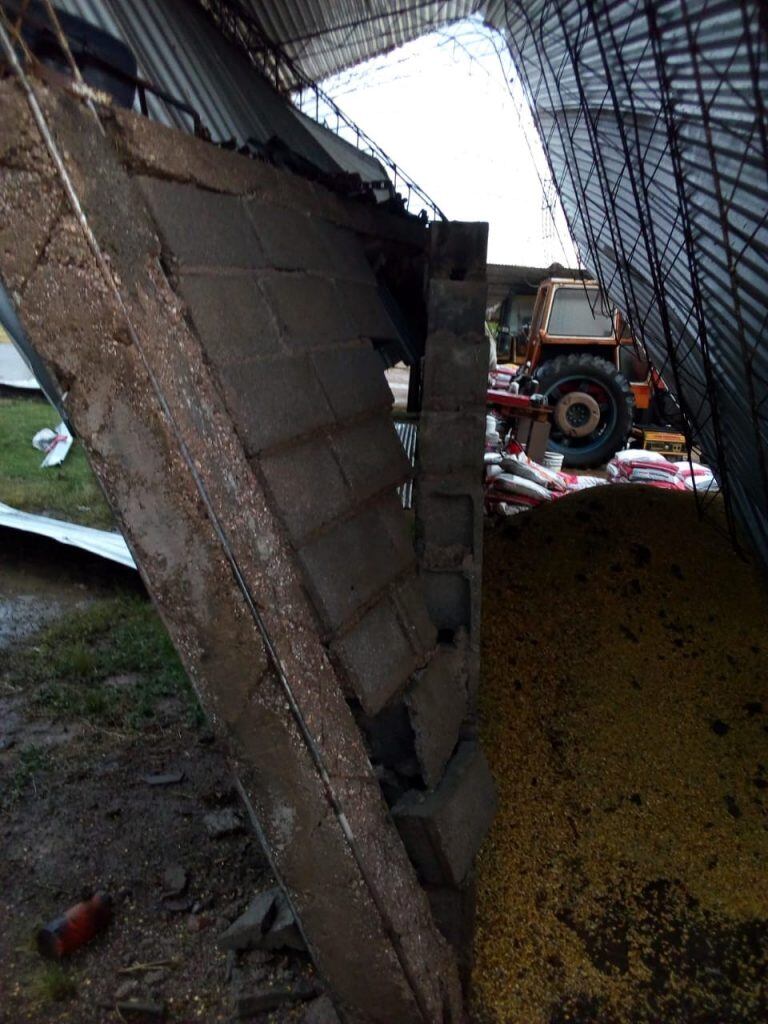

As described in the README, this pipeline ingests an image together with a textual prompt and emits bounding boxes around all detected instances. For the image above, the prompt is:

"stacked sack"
[484,433,719,518]
[606,450,719,493]
[484,433,606,517]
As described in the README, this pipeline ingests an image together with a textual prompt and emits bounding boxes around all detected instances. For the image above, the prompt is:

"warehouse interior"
[0,2,765,1023]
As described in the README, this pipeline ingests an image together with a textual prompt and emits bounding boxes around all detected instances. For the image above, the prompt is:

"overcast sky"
[317,19,579,269]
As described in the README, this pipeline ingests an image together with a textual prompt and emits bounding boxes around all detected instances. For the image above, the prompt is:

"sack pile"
[606,449,719,493]
[485,440,718,517]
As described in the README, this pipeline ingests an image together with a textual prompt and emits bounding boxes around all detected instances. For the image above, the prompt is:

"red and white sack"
[494,472,554,503]
[607,449,682,486]
[560,473,608,492]
[613,449,670,463]
[500,453,568,493]
[677,463,719,492]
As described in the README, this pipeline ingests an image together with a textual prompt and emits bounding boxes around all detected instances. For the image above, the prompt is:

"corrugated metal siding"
[494,0,768,565]
[395,420,418,510]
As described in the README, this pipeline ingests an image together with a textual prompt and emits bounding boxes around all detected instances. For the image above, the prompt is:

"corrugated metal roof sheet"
[243,1,480,87]
[49,0,386,181]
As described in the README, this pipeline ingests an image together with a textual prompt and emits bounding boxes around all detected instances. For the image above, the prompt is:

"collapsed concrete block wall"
[0,76,495,1019]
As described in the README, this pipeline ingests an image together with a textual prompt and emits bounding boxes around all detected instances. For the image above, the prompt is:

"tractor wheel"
[534,353,635,468]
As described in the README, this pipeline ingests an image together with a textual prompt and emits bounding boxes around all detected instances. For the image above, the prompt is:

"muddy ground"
[474,486,768,1023]
[0,532,328,1024]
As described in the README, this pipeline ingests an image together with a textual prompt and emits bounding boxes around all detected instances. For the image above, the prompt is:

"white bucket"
[542,451,565,471]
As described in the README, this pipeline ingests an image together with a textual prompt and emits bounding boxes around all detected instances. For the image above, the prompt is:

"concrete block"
[0,169,62,292]
[343,281,401,343]
[260,437,351,542]
[417,490,476,552]
[216,355,334,454]
[392,741,497,886]
[316,221,376,285]
[357,702,415,772]
[421,571,472,637]
[426,279,488,334]
[303,994,342,1024]
[111,105,429,250]
[220,889,277,950]
[378,492,419,568]
[425,872,477,987]
[262,891,305,951]
[297,503,413,633]
[311,345,392,420]
[421,328,490,411]
[417,410,485,476]
[391,574,438,655]
[405,644,467,788]
[260,272,353,351]
[136,177,264,268]
[428,221,488,281]
[178,272,282,367]
[332,594,419,715]
[245,199,329,274]
[331,415,410,502]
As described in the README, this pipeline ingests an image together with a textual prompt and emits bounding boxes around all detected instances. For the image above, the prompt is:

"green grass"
[7,745,53,804]
[0,396,113,528]
[3,595,202,732]
[29,964,78,1003]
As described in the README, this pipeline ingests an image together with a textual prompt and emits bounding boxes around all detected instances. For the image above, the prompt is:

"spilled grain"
[474,486,768,1024]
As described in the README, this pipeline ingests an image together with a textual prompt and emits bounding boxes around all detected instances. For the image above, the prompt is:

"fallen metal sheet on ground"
[0,501,135,569]
[0,340,39,390]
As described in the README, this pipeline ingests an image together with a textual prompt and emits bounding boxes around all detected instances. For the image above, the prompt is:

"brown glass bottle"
[37,892,112,958]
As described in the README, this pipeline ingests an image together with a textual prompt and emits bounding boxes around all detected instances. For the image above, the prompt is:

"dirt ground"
[473,486,768,1023]
[0,533,326,1024]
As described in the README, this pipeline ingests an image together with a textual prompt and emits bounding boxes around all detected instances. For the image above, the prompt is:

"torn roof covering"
[214,0,768,568]
[7,0,390,185]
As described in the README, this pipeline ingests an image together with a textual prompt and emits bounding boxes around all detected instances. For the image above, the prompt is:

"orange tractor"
[511,278,679,467]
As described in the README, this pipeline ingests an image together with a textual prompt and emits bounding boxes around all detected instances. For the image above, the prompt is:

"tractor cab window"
[547,288,614,338]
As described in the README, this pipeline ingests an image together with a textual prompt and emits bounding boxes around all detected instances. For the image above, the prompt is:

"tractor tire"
[535,353,635,468]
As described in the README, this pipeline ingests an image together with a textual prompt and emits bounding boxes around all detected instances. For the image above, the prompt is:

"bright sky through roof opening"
[317,18,579,268]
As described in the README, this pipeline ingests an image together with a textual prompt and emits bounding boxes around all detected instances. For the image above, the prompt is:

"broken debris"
[303,994,342,1024]
[142,771,184,787]
[115,1000,166,1020]
[220,887,304,953]
[160,864,187,896]
[203,807,244,838]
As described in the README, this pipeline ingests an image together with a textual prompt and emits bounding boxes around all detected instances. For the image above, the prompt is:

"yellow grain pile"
[474,486,768,1024]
